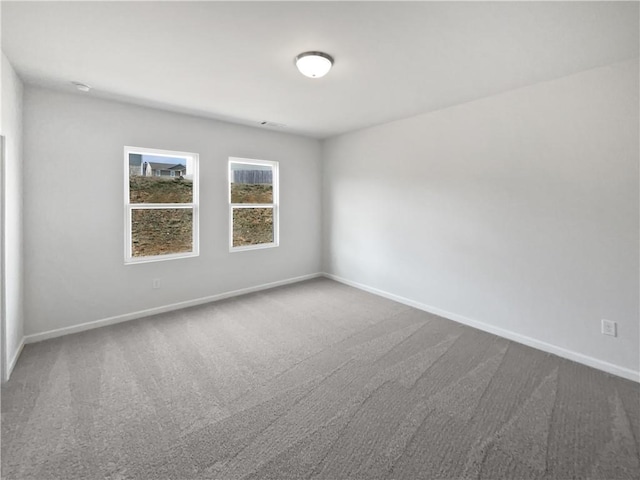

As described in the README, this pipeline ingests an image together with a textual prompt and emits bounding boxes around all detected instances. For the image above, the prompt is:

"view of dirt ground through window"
[131,207,193,257]
[129,155,274,255]
[231,178,274,247]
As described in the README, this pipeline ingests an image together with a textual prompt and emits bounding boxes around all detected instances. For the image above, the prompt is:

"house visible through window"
[229,157,278,250]
[125,147,199,263]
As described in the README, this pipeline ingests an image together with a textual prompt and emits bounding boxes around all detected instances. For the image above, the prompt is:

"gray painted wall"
[323,59,639,374]
[23,87,322,336]
[1,53,24,379]
[16,58,640,380]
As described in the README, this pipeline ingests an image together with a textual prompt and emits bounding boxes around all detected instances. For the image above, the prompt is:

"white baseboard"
[18,271,639,383]
[323,273,640,383]
[25,273,322,345]
[6,337,25,381]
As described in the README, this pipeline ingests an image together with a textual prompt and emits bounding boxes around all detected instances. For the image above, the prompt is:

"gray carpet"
[2,278,639,480]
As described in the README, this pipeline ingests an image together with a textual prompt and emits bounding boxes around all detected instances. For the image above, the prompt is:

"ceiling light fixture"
[295,51,333,78]
[72,81,91,92]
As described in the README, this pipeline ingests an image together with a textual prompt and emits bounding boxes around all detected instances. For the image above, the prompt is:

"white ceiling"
[2,1,638,138]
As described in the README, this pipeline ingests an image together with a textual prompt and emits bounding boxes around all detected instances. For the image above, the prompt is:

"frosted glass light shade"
[295,52,333,78]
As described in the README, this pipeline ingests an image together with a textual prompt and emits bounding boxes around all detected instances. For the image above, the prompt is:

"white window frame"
[229,157,279,252]
[124,146,199,264]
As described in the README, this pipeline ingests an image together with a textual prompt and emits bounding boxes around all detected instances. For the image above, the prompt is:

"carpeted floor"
[2,278,639,479]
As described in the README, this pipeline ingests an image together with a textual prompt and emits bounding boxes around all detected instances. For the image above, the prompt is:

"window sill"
[229,243,278,253]
[125,251,199,265]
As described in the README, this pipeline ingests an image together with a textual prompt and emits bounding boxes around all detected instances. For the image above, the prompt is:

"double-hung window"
[229,157,279,251]
[124,146,199,263]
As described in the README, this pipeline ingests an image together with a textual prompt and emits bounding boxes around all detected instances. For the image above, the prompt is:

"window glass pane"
[132,208,193,257]
[232,208,274,247]
[230,163,273,204]
[129,154,193,203]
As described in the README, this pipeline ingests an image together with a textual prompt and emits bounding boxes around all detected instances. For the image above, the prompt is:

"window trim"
[124,146,199,264]
[229,157,279,252]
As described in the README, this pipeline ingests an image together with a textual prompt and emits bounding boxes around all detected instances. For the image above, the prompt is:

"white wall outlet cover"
[601,319,617,337]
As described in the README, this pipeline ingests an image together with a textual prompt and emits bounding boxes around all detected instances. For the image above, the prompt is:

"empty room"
[1,1,639,479]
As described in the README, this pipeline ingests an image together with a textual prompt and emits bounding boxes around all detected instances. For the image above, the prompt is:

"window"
[124,147,199,263]
[229,157,278,251]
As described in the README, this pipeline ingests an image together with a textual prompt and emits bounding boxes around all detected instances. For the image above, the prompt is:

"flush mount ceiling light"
[295,51,333,78]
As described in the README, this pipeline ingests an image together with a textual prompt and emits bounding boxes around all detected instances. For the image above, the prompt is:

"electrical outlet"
[601,319,617,337]
[152,278,161,289]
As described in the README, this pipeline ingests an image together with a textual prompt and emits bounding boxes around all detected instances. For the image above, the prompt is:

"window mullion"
[230,204,273,209]
[129,203,194,209]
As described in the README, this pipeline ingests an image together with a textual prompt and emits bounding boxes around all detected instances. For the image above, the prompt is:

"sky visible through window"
[230,162,271,171]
